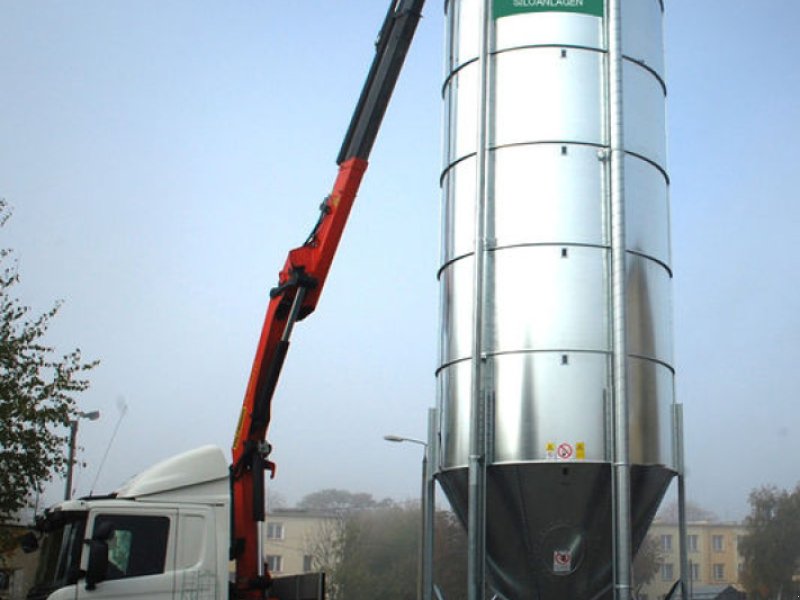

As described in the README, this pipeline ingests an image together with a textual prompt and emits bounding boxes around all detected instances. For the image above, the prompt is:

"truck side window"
[93,515,170,580]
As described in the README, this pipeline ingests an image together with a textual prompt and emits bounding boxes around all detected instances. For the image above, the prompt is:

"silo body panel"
[436,1,676,598]
[493,49,605,146]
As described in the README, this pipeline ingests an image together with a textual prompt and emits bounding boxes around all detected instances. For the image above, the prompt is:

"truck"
[22,1,426,598]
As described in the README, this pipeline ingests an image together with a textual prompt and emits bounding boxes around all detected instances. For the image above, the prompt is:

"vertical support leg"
[467,1,493,598]
[423,407,437,600]
[674,404,688,599]
[607,0,632,598]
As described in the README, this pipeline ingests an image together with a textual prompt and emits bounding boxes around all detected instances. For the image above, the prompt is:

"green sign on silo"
[493,0,604,19]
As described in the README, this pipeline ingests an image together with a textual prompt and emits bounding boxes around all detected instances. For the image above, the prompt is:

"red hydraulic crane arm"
[232,156,367,465]
[230,1,425,597]
[230,158,366,595]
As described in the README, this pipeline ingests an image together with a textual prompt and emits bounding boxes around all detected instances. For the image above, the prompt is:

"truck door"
[77,508,177,600]
[174,507,221,599]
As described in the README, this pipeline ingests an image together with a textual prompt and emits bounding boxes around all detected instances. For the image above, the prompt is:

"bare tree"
[633,535,663,597]
[304,513,346,600]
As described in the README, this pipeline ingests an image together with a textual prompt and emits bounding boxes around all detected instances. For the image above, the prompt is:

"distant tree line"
[296,488,466,600]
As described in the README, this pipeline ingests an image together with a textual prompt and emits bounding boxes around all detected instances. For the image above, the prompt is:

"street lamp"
[384,410,436,600]
[383,435,426,446]
[65,410,100,501]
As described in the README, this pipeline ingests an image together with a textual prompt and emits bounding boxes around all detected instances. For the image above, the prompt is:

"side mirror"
[84,540,109,591]
[84,522,113,591]
[19,531,39,553]
[92,521,114,542]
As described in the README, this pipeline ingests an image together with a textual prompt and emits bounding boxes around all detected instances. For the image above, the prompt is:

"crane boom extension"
[231,1,425,596]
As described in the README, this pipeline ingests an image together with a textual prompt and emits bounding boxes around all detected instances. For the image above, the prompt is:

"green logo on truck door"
[493,0,604,19]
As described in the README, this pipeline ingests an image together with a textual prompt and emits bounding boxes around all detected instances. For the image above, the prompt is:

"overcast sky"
[1,2,798,522]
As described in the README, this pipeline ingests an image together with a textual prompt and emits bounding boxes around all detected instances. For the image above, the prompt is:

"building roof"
[650,519,745,528]
[267,508,340,519]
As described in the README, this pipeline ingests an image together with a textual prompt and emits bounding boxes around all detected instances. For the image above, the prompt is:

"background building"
[640,520,747,600]
[262,509,340,578]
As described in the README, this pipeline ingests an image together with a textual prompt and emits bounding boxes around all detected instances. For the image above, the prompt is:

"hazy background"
[0,2,798,521]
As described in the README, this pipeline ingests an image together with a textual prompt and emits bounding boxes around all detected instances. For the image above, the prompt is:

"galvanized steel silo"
[435,1,676,598]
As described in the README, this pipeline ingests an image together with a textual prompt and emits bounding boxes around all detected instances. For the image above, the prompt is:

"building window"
[713,563,725,580]
[303,555,314,572]
[266,555,283,573]
[266,522,285,540]
[660,534,673,552]
[660,563,674,581]
[690,562,700,581]
[712,535,724,552]
[687,534,699,552]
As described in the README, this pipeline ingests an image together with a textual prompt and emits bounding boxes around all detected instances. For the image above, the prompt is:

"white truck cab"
[27,446,231,600]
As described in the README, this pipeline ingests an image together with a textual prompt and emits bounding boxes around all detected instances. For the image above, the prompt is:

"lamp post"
[384,410,436,600]
[64,410,100,500]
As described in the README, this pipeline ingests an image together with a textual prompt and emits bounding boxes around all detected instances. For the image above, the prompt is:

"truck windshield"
[27,512,86,600]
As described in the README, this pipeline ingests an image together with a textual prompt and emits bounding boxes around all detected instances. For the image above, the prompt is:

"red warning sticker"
[553,550,572,573]
[557,443,574,460]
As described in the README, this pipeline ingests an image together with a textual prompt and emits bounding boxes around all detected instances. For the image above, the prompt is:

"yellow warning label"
[576,442,586,460]
[545,442,556,460]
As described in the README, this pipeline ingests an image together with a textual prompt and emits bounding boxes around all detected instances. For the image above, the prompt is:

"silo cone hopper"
[435,0,676,598]
[438,463,674,599]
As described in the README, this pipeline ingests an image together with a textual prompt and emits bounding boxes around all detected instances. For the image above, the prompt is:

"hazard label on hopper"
[553,550,572,573]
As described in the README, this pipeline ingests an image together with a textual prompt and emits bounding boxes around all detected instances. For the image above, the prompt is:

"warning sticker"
[553,550,572,573]
[545,442,556,460]
[576,442,586,460]
[557,443,573,460]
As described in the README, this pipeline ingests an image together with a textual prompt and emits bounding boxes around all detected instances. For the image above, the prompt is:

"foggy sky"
[0,2,798,522]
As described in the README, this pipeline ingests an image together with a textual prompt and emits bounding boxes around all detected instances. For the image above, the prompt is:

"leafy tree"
[303,495,469,600]
[740,484,800,600]
[432,510,467,599]
[299,489,396,599]
[335,503,418,600]
[0,202,97,534]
